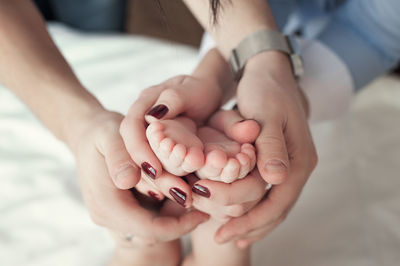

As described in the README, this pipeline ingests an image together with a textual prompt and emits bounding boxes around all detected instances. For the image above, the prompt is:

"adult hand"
[68,110,209,246]
[186,169,268,222]
[215,52,317,248]
[120,75,223,180]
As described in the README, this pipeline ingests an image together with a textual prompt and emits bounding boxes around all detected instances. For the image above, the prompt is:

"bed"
[1,24,399,266]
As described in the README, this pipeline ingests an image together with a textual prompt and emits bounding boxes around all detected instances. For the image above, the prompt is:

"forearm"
[192,48,235,104]
[184,0,293,88]
[0,0,103,143]
[183,0,277,58]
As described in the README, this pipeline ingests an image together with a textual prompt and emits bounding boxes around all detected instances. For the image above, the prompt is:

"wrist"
[237,52,308,118]
[60,94,106,151]
[245,51,293,80]
[192,48,235,104]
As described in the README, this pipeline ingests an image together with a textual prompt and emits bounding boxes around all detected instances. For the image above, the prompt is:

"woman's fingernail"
[148,191,161,201]
[266,160,287,173]
[192,184,210,198]
[146,104,168,119]
[169,188,186,207]
[141,162,157,179]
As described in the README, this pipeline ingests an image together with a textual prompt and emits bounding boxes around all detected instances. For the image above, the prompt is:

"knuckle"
[167,75,188,85]
[246,212,260,230]
[160,88,184,108]
[214,214,231,222]
[273,210,289,225]
[256,136,285,153]
[119,118,128,134]
[219,193,234,206]
[138,88,156,99]
[227,204,247,217]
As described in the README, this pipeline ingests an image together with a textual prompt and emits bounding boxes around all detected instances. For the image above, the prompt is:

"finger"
[207,109,261,144]
[214,181,297,244]
[145,88,186,123]
[285,112,318,175]
[120,85,166,179]
[142,170,193,208]
[236,235,264,249]
[150,209,210,241]
[255,119,290,184]
[114,196,209,242]
[82,147,209,243]
[190,169,267,206]
[144,75,221,123]
[101,133,141,189]
[144,75,207,123]
[135,178,165,201]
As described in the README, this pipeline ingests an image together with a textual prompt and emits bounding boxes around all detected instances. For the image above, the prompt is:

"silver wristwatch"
[229,29,304,80]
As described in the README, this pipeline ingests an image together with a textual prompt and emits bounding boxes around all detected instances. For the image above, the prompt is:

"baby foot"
[146,117,204,176]
[196,110,260,183]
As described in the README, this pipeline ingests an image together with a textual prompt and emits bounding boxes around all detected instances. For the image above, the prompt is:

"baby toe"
[159,138,175,159]
[146,121,164,134]
[170,143,186,167]
[236,152,251,179]
[240,143,257,169]
[181,146,204,173]
[196,149,227,179]
[220,158,240,183]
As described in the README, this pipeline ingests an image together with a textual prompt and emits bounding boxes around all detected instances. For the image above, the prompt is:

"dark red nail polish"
[141,162,156,179]
[146,104,168,119]
[192,184,210,198]
[148,191,160,201]
[169,188,186,207]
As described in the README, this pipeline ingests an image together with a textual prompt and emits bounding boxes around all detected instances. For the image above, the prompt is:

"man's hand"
[215,51,318,248]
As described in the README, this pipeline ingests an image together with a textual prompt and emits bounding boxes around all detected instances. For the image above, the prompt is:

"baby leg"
[109,192,187,266]
[183,218,250,266]
[109,230,181,266]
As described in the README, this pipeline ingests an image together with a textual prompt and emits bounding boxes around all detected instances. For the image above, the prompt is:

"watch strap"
[229,29,303,80]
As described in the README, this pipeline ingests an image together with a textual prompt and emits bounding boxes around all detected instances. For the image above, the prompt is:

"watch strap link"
[229,29,303,80]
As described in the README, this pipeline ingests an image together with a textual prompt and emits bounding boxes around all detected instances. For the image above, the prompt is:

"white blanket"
[0,24,399,266]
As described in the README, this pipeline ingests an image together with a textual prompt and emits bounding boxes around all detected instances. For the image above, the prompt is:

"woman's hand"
[120,74,225,181]
[67,110,209,246]
[214,52,318,248]
[186,169,268,222]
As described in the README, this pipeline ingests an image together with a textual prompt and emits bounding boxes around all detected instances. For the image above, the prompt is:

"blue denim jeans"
[34,0,126,32]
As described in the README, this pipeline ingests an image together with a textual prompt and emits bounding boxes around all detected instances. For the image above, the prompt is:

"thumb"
[256,121,290,184]
[144,88,187,123]
[103,136,141,190]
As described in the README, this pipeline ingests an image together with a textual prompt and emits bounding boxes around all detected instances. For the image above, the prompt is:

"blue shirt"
[270,0,400,91]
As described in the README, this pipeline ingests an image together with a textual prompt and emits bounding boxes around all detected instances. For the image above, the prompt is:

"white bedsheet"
[1,24,399,266]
